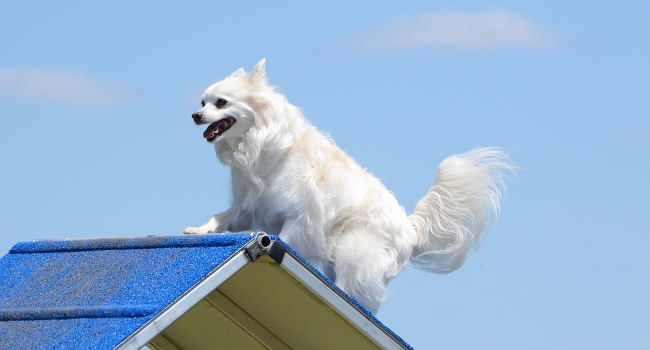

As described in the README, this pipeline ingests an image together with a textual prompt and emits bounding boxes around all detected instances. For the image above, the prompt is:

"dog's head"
[191,58,270,144]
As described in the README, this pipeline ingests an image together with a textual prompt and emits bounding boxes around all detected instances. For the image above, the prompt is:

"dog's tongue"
[203,122,222,139]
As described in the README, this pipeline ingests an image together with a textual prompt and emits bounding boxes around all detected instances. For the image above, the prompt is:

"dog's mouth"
[203,117,236,142]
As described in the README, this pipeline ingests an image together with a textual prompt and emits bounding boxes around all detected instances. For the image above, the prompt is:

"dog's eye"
[201,100,205,107]
[216,99,228,108]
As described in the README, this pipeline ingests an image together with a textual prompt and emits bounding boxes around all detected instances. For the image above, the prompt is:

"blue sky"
[1,1,648,348]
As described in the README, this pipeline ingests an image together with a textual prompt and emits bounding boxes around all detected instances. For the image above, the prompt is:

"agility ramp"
[0,233,412,349]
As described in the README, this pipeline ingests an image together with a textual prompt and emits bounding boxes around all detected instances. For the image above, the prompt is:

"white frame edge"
[280,254,408,350]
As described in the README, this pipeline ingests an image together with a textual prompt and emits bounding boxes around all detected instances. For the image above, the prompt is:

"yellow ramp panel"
[148,255,382,349]
[149,299,266,350]
[219,255,380,350]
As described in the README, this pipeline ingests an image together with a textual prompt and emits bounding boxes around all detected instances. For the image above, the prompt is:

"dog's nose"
[192,112,203,123]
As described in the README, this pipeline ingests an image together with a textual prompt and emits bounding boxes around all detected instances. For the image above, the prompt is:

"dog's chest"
[229,176,289,233]
[236,195,283,235]
[232,154,320,234]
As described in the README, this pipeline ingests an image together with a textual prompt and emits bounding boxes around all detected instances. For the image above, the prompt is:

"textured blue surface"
[0,233,253,349]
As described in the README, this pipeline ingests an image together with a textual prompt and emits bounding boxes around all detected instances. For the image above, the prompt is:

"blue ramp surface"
[0,234,253,349]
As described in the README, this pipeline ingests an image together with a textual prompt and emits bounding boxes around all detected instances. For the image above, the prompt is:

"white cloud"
[349,9,559,50]
[0,69,134,105]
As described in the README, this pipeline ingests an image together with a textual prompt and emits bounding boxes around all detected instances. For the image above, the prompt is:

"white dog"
[184,59,512,313]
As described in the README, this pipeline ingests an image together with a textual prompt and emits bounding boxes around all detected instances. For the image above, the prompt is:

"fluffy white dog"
[184,59,512,313]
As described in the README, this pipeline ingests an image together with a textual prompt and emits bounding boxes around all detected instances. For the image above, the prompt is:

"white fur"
[184,59,513,313]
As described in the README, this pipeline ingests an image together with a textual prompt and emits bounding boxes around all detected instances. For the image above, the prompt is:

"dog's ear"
[230,68,246,78]
[248,58,267,86]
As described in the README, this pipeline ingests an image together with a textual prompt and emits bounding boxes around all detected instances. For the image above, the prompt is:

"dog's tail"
[408,147,513,273]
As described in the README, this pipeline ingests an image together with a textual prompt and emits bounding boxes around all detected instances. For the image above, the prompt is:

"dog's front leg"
[184,209,235,235]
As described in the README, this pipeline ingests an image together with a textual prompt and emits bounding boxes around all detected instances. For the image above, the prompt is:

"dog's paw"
[183,226,213,235]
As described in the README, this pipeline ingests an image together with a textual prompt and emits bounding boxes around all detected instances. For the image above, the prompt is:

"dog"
[184,59,512,313]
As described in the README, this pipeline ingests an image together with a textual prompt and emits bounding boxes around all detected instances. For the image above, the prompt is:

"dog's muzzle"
[192,112,203,124]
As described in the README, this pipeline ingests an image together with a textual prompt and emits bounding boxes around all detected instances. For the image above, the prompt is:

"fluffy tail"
[409,147,513,273]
